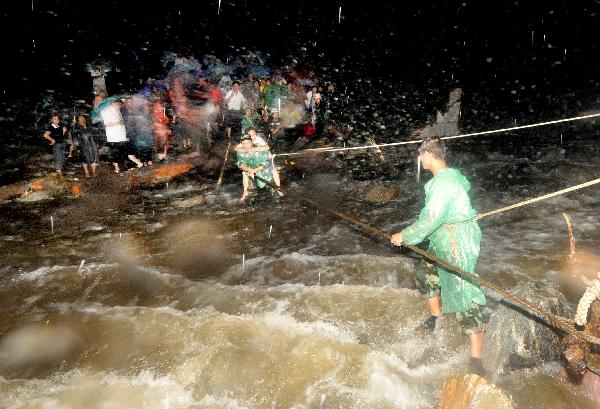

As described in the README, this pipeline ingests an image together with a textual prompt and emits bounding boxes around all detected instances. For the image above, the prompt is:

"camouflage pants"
[414,260,485,335]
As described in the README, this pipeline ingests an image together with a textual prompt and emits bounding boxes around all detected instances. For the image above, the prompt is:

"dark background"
[2,0,600,112]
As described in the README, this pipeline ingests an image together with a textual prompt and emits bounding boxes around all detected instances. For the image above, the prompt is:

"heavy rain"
[1,1,600,408]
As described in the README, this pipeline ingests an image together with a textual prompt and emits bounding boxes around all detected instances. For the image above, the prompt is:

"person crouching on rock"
[390,136,487,376]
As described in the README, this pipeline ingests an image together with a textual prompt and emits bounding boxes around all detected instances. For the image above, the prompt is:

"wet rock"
[579,369,600,404]
[552,164,600,184]
[439,373,514,409]
[172,194,206,208]
[485,281,573,373]
[362,186,398,203]
[536,147,565,162]
[84,224,105,232]
[411,88,463,139]
[15,190,53,202]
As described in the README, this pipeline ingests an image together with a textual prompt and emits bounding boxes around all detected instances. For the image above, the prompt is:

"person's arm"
[43,130,55,145]
[238,163,254,173]
[399,179,452,245]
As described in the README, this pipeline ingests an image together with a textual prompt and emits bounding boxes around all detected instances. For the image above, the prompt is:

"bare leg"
[128,154,143,167]
[112,162,120,173]
[91,163,97,177]
[425,296,442,316]
[468,331,485,358]
[83,163,91,178]
[241,171,249,201]
[271,168,284,196]
[226,127,232,139]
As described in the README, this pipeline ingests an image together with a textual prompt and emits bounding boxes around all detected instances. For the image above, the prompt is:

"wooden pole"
[216,142,231,188]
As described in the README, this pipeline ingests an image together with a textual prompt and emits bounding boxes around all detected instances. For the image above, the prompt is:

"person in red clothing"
[152,99,172,160]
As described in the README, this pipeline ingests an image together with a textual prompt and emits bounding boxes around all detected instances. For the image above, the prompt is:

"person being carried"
[235,134,274,202]
[234,127,283,198]
[390,136,486,376]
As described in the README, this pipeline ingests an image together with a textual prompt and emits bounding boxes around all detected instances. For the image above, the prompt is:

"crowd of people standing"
[37,57,333,181]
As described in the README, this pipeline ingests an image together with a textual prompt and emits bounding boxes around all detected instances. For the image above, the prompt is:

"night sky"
[3,1,600,105]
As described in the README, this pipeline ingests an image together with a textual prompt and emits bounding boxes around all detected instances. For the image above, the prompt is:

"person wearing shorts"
[391,136,486,376]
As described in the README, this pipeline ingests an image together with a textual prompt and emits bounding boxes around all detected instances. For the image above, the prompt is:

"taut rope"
[301,197,600,346]
[252,174,600,345]
[445,177,600,227]
[273,112,600,159]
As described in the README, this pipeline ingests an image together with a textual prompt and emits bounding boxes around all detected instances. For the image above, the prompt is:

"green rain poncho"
[241,112,261,133]
[401,168,485,313]
[236,149,273,189]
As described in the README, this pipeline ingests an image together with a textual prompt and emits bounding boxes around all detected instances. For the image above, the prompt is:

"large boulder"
[411,88,463,139]
[439,373,514,409]
[485,281,574,373]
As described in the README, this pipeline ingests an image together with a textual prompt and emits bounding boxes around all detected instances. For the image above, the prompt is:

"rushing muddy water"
[1,112,600,408]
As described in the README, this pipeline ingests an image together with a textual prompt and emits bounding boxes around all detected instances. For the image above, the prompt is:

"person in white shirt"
[91,64,108,94]
[223,81,247,139]
[305,86,318,110]
[100,100,142,173]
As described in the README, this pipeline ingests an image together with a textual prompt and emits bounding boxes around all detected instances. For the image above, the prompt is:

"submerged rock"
[362,186,398,203]
[439,373,514,409]
[15,190,53,202]
[485,281,573,373]
[172,194,206,208]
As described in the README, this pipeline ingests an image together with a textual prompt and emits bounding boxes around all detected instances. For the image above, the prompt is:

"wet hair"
[418,137,446,160]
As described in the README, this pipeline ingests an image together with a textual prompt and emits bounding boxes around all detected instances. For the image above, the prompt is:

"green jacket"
[401,168,485,313]
[241,113,261,133]
[236,150,273,189]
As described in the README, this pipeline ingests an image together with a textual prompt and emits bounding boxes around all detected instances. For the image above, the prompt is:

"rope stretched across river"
[252,174,600,345]
[300,197,600,346]
[444,177,600,226]
[272,112,600,159]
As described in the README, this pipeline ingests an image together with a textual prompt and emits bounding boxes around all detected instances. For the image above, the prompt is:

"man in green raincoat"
[390,137,486,375]
[236,134,274,201]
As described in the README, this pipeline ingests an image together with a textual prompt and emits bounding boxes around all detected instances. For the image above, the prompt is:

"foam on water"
[0,369,195,409]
